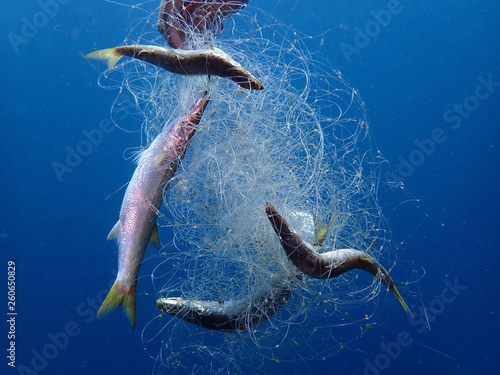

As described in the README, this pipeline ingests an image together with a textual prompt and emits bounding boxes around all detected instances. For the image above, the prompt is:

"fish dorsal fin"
[107,220,120,240]
[150,222,160,249]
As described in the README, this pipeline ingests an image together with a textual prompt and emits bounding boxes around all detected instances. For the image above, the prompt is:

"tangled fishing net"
[94,2,404,373]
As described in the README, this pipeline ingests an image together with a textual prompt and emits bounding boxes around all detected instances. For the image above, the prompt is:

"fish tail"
[97,280,137,329]
[85,48,123,70]
[359,254,412,317]
[378,265,412,317]
[389,282,412,317]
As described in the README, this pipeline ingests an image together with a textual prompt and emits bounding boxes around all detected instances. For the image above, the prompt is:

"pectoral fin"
[155,152,168,166]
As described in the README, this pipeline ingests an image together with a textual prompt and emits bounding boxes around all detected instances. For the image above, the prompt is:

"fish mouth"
[156,297,184,313]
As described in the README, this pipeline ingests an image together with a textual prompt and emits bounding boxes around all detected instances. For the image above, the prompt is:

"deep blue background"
[1,0,499,374]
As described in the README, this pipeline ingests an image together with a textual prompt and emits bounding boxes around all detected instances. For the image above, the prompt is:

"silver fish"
[265,203,411,316]
[156,274,300,331]
[98,92,210,328]
[85,45,263,90]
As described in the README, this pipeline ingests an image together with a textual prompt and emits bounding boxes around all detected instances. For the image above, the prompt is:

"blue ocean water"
[1,0,499,374]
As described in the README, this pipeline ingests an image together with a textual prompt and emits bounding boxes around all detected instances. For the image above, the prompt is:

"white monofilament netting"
[94,3,400,373]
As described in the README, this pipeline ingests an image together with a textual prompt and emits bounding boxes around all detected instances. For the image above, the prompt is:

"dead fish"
[158,0,249,49]
[85,45,263,90]
[156,274,300,331]
[265,203,411,316]
[97,92,210,328]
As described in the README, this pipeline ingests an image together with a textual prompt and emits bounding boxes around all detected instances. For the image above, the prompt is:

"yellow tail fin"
[85,48,123,70]
[97,280,136,329]
[390,283,412,317]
